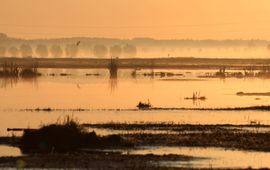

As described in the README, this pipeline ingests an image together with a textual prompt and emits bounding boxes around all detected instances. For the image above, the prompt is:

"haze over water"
[1,1,270,169]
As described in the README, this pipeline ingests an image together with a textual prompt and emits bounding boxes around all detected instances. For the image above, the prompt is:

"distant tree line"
[0,43,137,58]
[94,44,137,58]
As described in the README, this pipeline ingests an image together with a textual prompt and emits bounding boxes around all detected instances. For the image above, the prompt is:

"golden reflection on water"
[1,69,270,136]
[132,146,270,169]
[0,69,270,109]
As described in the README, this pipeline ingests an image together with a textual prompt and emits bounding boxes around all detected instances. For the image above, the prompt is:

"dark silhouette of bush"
[8,46,19,57]
[50,45,63,58]
[93,44,108,58]
[20,68,41,78]
[20,117,131,153]
[20,44,33,58]
[36,44,49,58]
[21,119,88,153]
[110,45,122,57]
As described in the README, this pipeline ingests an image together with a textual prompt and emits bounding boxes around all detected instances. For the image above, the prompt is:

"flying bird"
[76,41,81,46]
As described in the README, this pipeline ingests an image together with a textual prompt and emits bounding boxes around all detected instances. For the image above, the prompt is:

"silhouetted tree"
[50,45,63,58]
[93,44,108,58]
[8,46,19,57]
[267,44,270,51]
[110,45,122,57]
[123,44,137,57]
[0,33,8,39]
[0,46,6,57]
[20,44,33,58]
[36,44,49,58]
[65,44,79,58]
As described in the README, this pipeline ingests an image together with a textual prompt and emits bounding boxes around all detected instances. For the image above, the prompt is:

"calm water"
[1,70,270,168]
[130,146,270,169]
[1,69,270,109]
[1,145,270,169]
[0,145,21,157]
[1,69,270,135]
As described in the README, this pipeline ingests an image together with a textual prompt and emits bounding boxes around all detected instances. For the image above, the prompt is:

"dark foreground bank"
[2,123,270,169]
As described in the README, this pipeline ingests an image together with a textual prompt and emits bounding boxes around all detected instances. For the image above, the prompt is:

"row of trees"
[0,44,137,58]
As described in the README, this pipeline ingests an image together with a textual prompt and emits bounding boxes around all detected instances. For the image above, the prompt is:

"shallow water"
[130,146,270,169]
[2,109,270,136]
[0,145,21,157]
[2,144,270,169]
[1,69,270,109]
[1,69,270,136]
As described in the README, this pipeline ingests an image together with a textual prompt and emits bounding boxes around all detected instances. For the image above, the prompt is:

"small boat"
[137,101,152,110]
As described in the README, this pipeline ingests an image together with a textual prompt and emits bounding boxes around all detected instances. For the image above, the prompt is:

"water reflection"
[1,68,270,109]
[0,77,18,88]
[0,77,38,89]
[109,78,118,93]
[0,145,21,157]
[129,146,270,169]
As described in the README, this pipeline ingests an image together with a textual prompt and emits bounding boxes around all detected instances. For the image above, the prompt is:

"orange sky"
[1,0,270,39]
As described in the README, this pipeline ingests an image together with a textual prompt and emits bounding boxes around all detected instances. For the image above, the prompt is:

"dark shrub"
[20,120,87,153]
[20,118,129,153]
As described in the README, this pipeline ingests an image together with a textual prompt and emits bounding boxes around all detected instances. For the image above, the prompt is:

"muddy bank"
[84,123,270,152]
[2,123,270,169]
[4,123,270,152]
[0,152,195,169]
[84,123,270,131]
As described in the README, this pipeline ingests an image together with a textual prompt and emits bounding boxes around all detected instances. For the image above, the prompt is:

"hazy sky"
[1,0,270,39]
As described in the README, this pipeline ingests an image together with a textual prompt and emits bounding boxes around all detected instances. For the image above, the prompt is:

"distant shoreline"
[0,57,270,70]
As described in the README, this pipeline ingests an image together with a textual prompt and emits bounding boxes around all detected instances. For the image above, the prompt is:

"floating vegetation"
[159,78,207,81]
[59,73,71,76]
[22,108,89,112]
[199,66,270,79]
[85,73,100,76]
[140,71,184,78]
[237,92,270,96]
[48,73,56,76]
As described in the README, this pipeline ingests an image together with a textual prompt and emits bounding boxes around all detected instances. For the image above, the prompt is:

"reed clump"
[0,61,41,78]
[0,62,19,77]
[20,116,131,153]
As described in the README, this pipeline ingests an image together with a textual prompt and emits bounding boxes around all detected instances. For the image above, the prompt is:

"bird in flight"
[76,41,81,46]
